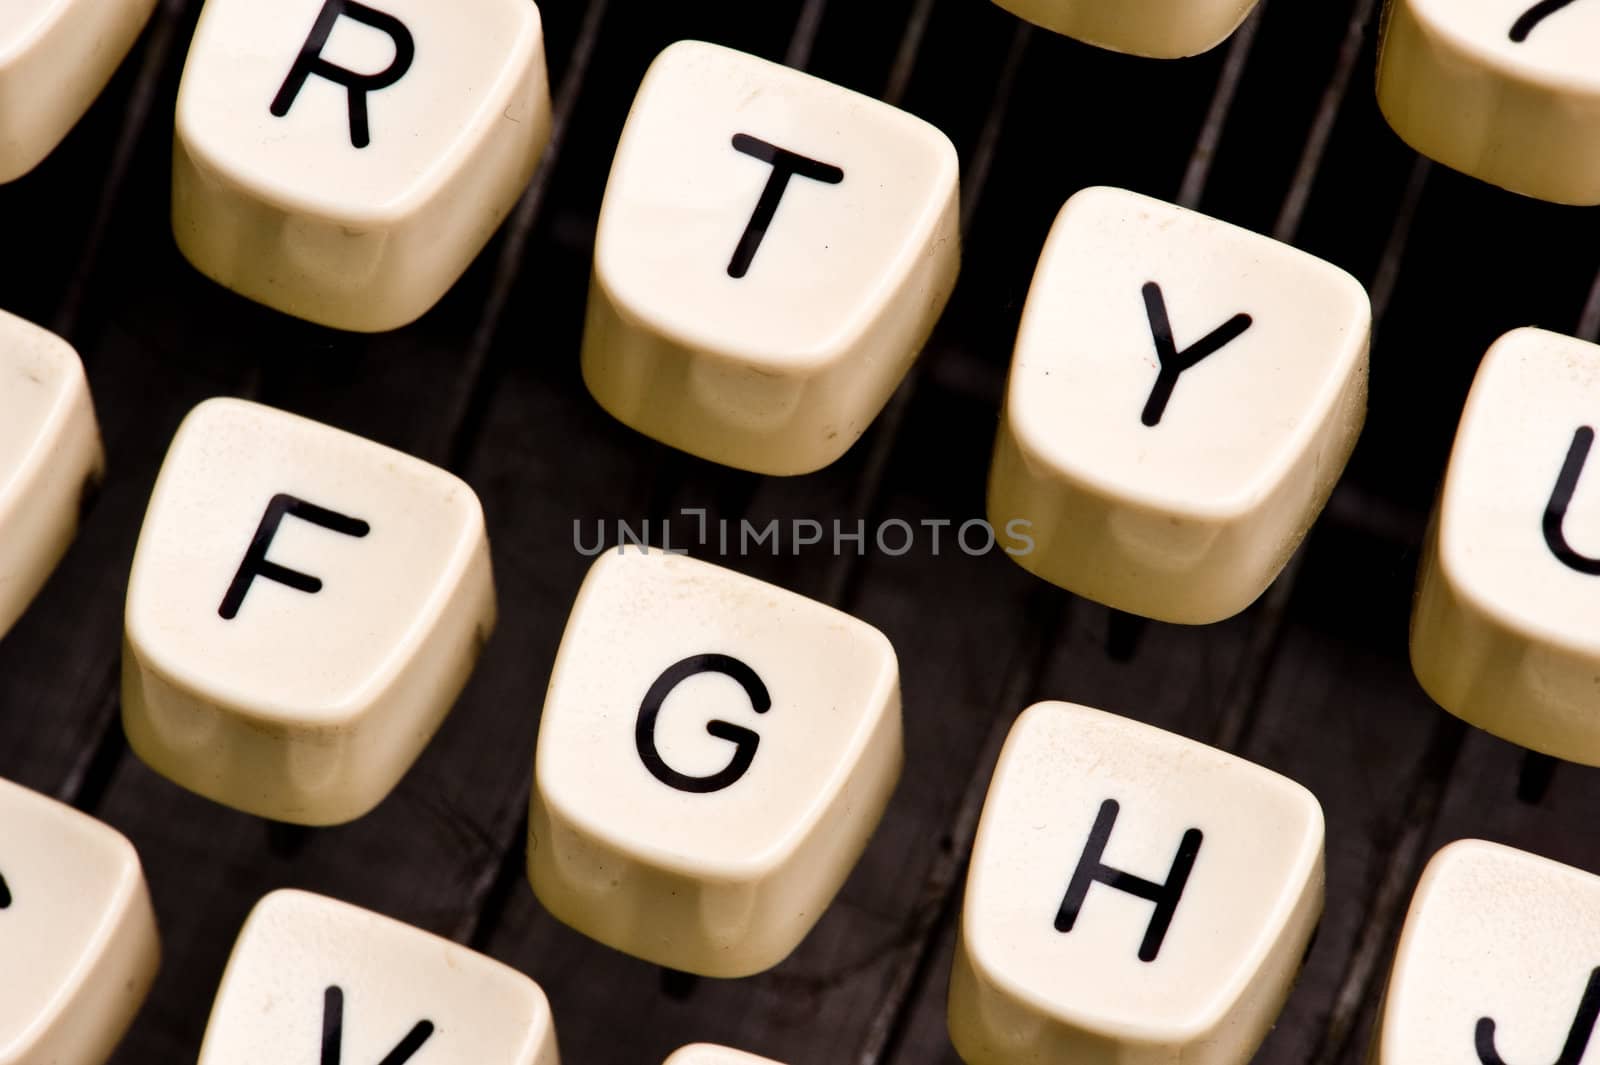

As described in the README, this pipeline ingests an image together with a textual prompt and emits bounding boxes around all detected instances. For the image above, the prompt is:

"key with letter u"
[527,547,903,977]
[121,398,496,825]
[948,701,1324,1065]
[1412,327,1600,765]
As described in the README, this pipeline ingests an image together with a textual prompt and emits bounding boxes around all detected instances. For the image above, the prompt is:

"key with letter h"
[528,547,902,977]
[1412,328,1600,765]
[1373,840,1600,1065]
[122,398,496,825]
[172,0,552,330]
[581,41,960,475]
[948,702,1324,1065]
[196,890,558,1065]
[987,186,1370,623]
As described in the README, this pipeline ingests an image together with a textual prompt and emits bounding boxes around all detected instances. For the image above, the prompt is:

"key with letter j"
[1373,840,1600,1065]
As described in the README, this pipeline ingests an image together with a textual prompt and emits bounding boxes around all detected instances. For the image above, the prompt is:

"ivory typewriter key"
[122,398,495,825]
[948,701,1324,1065]
[664,1046,787,1065]
[172,0,552,330]
[198,890,558,1065]
[0,0,158,182]
[1413,328,1600,766]
[1378,0,1600,204]
[1372,840,1600,1065]
[987,186,1369,624]
[0,776,159,1065]
[528,547,903,977]
[582,40,960,475]
[0,309,103,641]
[989,0,1261,57]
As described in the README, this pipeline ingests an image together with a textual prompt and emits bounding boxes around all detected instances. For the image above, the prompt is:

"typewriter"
[4,0,1600,1063]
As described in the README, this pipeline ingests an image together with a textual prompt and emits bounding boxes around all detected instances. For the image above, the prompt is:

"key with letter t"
[197,890,558,1065]
[172,0,551,330]
[948,702,1324,1065]
[987,186,1370,624]
[1373,840,1600,1065]
[122,398,496,825]
[528,547,903,977]
[581,41,960,475]
[1413,328,1600,765]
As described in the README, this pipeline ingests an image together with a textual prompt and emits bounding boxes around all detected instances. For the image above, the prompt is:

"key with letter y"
[987,186,1370,624]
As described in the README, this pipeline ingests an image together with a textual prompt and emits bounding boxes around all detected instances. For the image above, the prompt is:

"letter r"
[271,0,416,149]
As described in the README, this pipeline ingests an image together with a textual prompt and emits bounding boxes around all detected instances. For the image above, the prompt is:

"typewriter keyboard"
[5,0,1600,1063]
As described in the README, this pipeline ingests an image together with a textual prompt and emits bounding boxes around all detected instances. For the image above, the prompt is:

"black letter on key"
[321,986,434,1065]
[1476,967,1600,1065]
[1544,426,1600,575]
[727,134,844,279]
[0,870,10,909]
[271,0,416,149]
[219,493,370,620]
[1511,0,1581,41]
[1139,281,1253,427]
[1055,798,1203,963]
[636,653,771,794]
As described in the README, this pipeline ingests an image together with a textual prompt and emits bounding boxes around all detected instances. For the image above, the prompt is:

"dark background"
[2,0,1597,1062]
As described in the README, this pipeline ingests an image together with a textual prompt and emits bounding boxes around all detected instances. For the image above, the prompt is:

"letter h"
[1055,798,1204,963]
